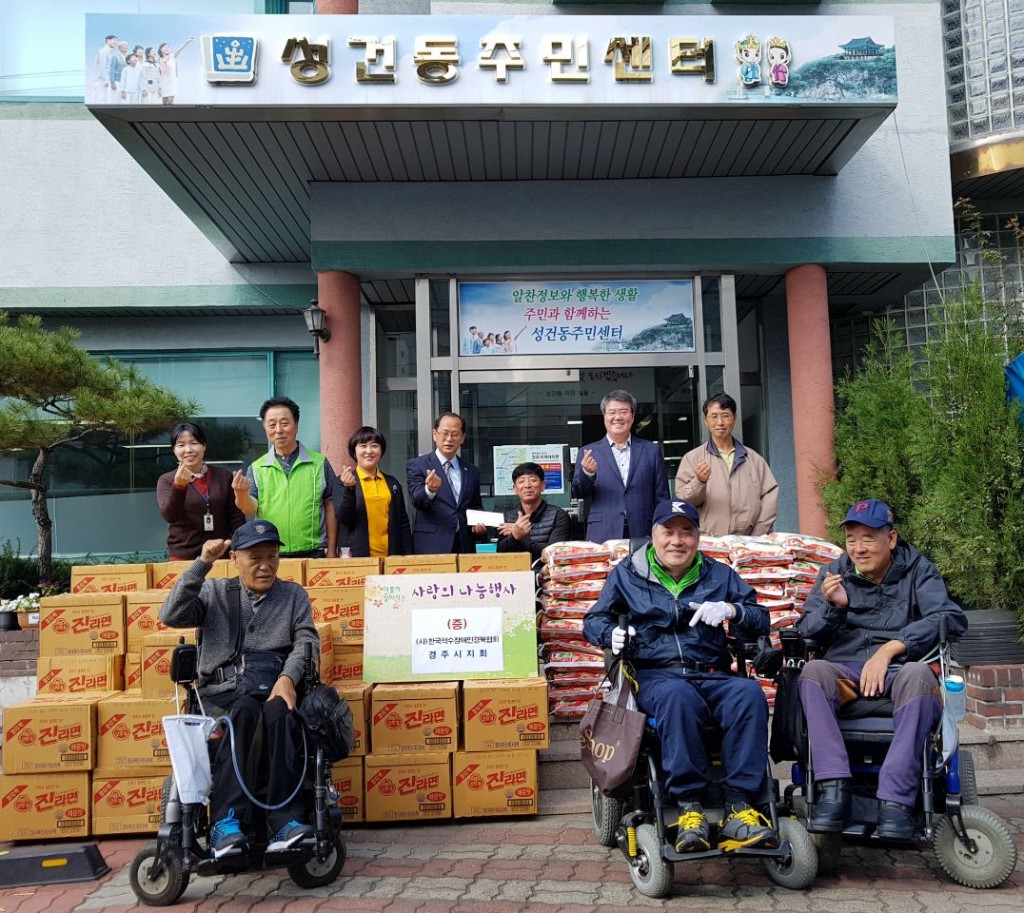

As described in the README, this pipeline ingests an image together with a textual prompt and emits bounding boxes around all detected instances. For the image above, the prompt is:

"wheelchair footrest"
[660,839,792,864]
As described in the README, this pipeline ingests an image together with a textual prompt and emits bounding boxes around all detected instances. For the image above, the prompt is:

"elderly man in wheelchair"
[794,499,967,840]
[583,499,780,859]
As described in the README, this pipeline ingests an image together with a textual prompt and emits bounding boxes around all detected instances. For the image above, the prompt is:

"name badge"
[203,512,215,532]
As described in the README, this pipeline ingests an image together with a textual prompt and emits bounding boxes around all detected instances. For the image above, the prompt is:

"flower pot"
[0,610,22,632]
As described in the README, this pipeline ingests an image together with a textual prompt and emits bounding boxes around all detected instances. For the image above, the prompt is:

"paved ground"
[1,797,1022,913]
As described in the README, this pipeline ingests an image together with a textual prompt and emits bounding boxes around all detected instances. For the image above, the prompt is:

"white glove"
[688,601,735,628]
[611,625,636,655]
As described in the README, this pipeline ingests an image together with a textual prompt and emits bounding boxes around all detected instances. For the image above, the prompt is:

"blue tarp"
[1007,353,1024,420]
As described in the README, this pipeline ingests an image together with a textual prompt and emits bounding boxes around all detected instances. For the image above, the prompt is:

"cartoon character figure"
[735,35,761,88]
[767,37,791,89]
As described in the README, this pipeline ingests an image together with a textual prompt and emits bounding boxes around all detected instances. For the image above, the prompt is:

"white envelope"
[466,509,506,527]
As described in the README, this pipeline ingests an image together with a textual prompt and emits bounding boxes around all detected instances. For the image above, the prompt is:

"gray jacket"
[159,558,319,698]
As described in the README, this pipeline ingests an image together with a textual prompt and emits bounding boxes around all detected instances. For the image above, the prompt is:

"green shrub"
[0,540,70,600]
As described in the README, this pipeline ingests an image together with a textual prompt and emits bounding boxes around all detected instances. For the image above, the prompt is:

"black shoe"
[673,802,711,853]
[875,800,915,840]
[808,778,851,833]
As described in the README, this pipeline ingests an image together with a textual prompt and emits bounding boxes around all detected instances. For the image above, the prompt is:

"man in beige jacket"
[675,393,778,536]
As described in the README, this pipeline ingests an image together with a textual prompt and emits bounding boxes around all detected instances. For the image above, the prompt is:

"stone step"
[958,722,1024,770]
[538,733,590,791]
[537,787,591,816]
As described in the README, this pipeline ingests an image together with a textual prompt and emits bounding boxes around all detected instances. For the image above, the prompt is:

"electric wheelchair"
[129,642,348,906]
[775,621,1018,889]
[590,636,818,898]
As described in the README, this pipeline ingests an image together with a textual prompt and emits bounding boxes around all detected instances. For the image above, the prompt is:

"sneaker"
[875,800,915,840]
[267,820,315,853]
[673,802,710,853]
[718,803,780,852]
[209,809,248,859]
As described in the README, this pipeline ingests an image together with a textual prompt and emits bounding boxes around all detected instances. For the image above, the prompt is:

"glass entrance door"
[456,366,700,525]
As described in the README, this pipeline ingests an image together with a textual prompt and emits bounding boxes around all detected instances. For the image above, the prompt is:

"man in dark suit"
[571,389,670,543]
[406,412,486,554]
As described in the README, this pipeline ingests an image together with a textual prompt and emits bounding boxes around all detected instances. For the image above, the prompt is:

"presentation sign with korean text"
[363,572,538,682]
[85,14,897,108]
[459,279,694,356]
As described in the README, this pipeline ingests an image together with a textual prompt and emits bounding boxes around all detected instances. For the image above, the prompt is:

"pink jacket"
[675,439,778,536]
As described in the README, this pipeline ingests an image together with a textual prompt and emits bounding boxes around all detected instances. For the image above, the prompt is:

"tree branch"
[0,477,45,493]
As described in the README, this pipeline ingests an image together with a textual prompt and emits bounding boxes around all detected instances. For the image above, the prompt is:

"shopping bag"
[769,664,806,762]
[579,660,646,797]
[163,714,216,805]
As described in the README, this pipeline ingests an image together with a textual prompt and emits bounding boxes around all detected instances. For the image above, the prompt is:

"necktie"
[445,460,461,500]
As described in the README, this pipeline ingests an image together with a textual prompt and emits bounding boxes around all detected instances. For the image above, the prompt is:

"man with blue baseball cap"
[796,499,967,838]
[583,499,777,854]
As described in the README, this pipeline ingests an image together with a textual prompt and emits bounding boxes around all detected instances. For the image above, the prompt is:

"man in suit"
[406,412,486,554]
[571,389,670,543]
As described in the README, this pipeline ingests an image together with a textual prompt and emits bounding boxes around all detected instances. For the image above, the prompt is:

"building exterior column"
[317,270,362,472]
[784,264,834,538]
[316,0,359,13]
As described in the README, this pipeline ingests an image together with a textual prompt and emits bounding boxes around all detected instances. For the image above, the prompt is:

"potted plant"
[0,592,39,631]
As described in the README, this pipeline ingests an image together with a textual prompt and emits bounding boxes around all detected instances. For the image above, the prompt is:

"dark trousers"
[207,692,306,834]
[635,667,769,806]
[798,660,942,805]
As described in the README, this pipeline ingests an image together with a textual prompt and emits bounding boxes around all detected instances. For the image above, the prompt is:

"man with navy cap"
[161,519,319,859]
[583,499,777,855]
[797,499,967,838]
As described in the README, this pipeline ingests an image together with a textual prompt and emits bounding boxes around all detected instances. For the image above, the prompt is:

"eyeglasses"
[603,409,633,417]
[435,430,463,439]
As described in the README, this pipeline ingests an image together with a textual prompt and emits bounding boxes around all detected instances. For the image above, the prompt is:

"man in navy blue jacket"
[571,389,669,543]
[583,499,777,855]
[406,412,485,554]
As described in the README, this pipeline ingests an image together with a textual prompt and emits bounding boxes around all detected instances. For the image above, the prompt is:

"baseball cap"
[231,519,285,551]
[841,499,894,529]
[652,499,700,528]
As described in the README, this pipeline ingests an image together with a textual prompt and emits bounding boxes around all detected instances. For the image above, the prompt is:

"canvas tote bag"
[579,660,646,797]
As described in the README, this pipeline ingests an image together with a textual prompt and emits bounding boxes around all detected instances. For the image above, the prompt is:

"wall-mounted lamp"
[303,299,331,358]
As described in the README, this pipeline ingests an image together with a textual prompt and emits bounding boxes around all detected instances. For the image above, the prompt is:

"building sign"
[493,445,566,496]
[362,572,538,682]
[85,14,897,108]
[459,280,694,356]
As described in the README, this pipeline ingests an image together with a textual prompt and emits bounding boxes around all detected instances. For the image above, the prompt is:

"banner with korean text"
[459,279,694,356]
[363,572,538,682]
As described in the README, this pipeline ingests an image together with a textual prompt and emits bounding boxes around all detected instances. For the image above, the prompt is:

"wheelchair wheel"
[591,780,623,848]
[628,823,673,898]
[959,749,979,805]
[933,805,1018,889]
[763,817,818,890]
[812,832,842,876]
[288,833,346,889]
[129,840,190,906]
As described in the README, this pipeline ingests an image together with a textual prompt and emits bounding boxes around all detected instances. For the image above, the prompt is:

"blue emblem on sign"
[202,35,258,85]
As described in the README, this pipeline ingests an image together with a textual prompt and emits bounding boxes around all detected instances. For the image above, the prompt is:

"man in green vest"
[233,397,338,558]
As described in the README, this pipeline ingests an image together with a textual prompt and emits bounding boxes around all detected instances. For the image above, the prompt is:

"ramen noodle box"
[38,594,126,656]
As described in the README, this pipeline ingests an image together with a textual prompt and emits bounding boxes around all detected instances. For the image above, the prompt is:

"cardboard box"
[277,558,306,585]
[125,653,142,690]
[452,750,538,818]
[371,682,458,754]
[383,555,457,575]
[331,758,364,824]
[38,594,126,656]
[2,695,108,774]
[364,752,451,822]
[306,558,381,589]
[462,679,550,751]
[331,645,363,683]
[149,559,234,590]
[92,768,167,835]
[306,587,363,641]
[71,563,151,593]
[97,694,173,769]
[315,622,335,684]
[141,631,196,702]
[125,590,170,652]
[37,655,125,695]
[458,553,533,573]
[0,773,91,842]
[335,682,371,756]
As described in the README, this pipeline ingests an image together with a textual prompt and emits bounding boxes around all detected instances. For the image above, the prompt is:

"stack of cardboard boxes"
[0,552,549,841]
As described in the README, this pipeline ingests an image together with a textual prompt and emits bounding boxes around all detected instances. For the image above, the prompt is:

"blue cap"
[841,499,894,529]
[652,499,699,529]
[231,519,284,551]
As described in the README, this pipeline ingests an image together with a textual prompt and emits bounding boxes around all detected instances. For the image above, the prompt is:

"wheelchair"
[590,638,818,898]
[776,622,1018,889]
[129,642,347,906]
